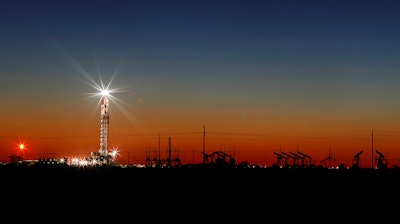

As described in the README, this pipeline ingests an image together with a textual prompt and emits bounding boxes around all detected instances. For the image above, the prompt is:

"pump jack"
[273,151,287,167]
[375,150,388,169]
[281,151,298,168]
[352,150,363,169]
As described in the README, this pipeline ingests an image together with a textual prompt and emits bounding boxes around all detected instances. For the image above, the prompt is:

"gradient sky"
[1,0,400,168]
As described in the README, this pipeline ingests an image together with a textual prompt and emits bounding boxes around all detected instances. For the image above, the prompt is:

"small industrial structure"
[272,150,315,168]
[375,150,388,169]
[145,137,182,168]
[201,150,236,168]
[352,150,363,169]
[320,147,336,168]
[273,151,287,168]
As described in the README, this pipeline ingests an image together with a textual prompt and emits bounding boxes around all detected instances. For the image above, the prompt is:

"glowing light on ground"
[110,147,119,158]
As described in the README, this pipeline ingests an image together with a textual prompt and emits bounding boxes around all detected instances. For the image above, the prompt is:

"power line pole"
[371,130,374,168]
[168,136,171,167]
[192,145,195,165]
[202,126,206,164]
[158,134,161,166]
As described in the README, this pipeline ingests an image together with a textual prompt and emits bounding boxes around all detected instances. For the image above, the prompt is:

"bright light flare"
[110,147,119,158]
[14,137,30,158]
[16,137,28,153]
[85,79,125,108]
[101,89,110,96]
[78,67,138,127]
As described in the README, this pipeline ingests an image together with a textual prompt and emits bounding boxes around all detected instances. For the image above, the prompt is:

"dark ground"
[2,164,399,221]
[2,164,400,191]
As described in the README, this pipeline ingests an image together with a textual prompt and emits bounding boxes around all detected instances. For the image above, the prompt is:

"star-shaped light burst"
[15,136,29,157]
[81,73,137,129]
[58,41,135,121]
[86,74,124,107]
[110,147,120,159]
[100,89,110,97]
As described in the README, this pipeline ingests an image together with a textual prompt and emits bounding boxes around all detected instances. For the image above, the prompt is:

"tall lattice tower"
[90,89,111,165]
[89,88,120,166]
[99,90,109,157]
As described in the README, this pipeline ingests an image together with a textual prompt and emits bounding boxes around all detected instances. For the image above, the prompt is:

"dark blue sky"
[2,0,400,78]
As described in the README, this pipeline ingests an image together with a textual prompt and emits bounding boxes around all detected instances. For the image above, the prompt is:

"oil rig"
[87,89,118,166]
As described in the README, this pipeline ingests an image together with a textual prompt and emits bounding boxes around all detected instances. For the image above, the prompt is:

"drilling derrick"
[90,90,112,166]
[100,94,109,157]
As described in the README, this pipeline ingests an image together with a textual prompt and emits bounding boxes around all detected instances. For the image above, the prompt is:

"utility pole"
[158,134,161,166]
[168,137,171,167]
[192,145,195,165]
[202,126,206,164]
[371,130,374,168]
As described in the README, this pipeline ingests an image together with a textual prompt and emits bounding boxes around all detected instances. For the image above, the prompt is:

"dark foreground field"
[2,165,399,220]
[2,164,400,190]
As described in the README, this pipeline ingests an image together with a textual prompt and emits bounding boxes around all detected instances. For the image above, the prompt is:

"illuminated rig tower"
[99,91,109,158]
[90,89,113,166]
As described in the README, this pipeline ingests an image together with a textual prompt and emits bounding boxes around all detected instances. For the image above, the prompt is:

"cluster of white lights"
[68,148,119,167]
